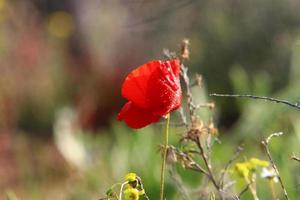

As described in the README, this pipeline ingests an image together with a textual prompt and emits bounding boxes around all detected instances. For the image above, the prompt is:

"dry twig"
[195,137,220,191]
[164,41,225,199]
[291,154,300,163]
[167,145,208,176]
[238,183,251,199]
[180,60,221,193]
[219,145,244,189]
[210,93,300,110]
[262,132,289,200]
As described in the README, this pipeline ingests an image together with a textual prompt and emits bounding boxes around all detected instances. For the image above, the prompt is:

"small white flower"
[261,167,278,183]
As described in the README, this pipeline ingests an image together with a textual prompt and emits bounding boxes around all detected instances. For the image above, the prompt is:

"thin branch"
[195,137,220,191]
[187,162,209,176]
[185,165,208,174]
[265,132,284,144]
[222,181,236,191]
[194,102,215,110]
[231,194,241,200]
[238,183,250,199]
[291,155,300,163]
[165,44,222,198]
[181,63,196,123]
[168,145,209,176]
[180,61,222,197]
[262,132,289,200]
[220,145,244,189]
[210,93,300,110]
[178,107,189,129]
[187,150,201,154]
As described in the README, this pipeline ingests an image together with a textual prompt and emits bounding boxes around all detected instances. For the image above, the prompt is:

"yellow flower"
[249,158,269,168]
[234,158,269,178]
[125,173,137,182]
[124,188,139,200]
[138,189,145,196]
[235,162,250,178]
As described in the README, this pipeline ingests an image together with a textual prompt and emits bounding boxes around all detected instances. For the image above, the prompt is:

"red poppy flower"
[117,59,182,128]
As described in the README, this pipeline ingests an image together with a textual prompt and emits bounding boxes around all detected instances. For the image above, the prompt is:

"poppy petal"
[146,59,182,116]
[121,60,181,116]
[121,61,162,109]
[169,59,181,77]
[117,101,160,129]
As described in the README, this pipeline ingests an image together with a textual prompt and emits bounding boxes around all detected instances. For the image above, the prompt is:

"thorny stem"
[210,93,300,110]
[160,114,170,200]
[262,132,289,200]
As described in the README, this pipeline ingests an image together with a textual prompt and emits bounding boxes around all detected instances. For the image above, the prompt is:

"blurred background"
[1,0,300,199]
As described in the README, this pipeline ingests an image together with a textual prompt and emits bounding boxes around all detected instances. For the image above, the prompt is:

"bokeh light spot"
[47,11,74,40]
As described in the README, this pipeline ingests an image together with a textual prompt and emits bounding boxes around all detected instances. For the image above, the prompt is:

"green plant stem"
[269,179,277,200]
[119,181,128,200]
[245,176,259,200]
[160,114,170,200]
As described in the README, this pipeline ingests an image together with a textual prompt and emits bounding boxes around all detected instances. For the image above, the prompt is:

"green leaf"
[106,188,114,197]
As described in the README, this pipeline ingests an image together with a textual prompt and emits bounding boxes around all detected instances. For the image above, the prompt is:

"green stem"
[160,114,170,200]
[245,175,259,200]
[269,179,277,200]
[119,181,128,200]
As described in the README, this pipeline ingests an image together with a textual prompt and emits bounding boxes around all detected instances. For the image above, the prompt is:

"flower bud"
[181,38,190,59]
[124,188,139,200]
[125,173,137,182]
[167,147,177,164]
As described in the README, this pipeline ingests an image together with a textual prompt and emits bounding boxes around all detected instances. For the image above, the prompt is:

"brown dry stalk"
[262,132,289,200]
[219,145,244,189]
[195,136,222,197]
[291,155,300,163]
[210,93,300,110]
